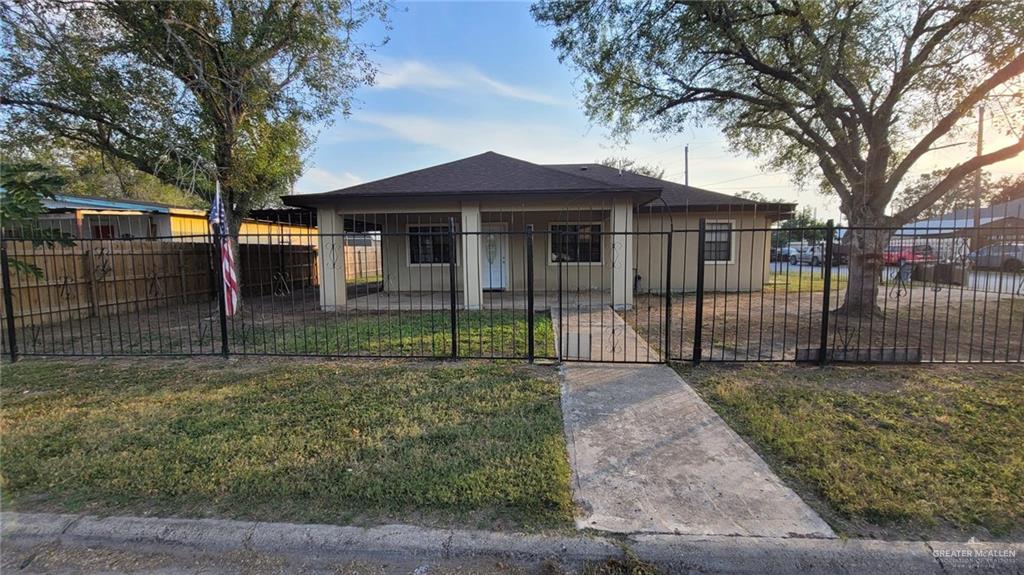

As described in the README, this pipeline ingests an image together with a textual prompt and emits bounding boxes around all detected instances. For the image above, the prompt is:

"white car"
[794,245,825,266]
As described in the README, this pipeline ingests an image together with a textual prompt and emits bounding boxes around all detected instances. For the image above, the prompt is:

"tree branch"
[892,135,1024,225]
[888,52,1024,193]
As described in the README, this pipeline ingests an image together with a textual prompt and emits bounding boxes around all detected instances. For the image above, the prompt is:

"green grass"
[0,359,574,530]
[229,311,556,358]
[767,271,848,292]
[678,364,1024,539]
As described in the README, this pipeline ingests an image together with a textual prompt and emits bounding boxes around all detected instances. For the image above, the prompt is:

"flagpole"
[212,178,230,356]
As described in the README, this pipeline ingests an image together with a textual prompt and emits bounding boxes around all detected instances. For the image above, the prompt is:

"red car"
[883,244,936,265]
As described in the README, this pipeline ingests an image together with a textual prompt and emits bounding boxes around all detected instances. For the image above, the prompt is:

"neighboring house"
[21,194,316,245]
[283,151,794,310]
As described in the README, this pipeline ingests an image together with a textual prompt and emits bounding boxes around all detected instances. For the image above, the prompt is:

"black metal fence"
[3,219,1023,364]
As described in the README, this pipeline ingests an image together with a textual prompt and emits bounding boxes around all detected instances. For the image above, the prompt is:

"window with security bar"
[550,223,602,263]
[704,222,733,262]
[408,224,457,264]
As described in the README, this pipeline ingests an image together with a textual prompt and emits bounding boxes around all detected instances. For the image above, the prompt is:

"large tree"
[893,169,1020,219]
[1,0,387,233]
[5,141,202,207]
[534,0,1024,315]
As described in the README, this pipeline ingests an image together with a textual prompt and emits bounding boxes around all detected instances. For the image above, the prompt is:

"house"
[23,194,316,245]
[283,152,793,310]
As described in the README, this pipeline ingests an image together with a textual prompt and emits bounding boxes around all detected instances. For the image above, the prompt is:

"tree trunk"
[837,226,891,318]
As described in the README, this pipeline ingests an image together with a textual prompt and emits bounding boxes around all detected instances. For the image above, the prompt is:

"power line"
[705,184,799,190]
[702,172,784,186]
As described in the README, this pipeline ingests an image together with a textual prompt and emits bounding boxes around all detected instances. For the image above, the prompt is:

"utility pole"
[684,144,689,186]
[973,105,984,230]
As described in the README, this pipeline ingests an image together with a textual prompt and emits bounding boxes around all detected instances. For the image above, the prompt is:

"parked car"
[883,244,936,265]
[968,243,1024,272]
[772,246,801,263]
[799,244,851,266]
[794,245,825,266]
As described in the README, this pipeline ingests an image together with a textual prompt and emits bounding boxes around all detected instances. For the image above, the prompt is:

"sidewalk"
[553,306,833,537]
[4,512,1021,574]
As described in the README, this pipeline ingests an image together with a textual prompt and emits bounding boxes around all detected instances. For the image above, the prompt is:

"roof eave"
[282,187,662,209]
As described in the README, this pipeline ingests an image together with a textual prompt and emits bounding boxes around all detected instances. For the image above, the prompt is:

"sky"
[294,1,1023,221]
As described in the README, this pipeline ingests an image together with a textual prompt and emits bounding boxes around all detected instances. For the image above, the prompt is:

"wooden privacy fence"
[0,239,378,328]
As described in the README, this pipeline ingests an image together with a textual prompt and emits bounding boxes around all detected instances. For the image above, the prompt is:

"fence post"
[212,229,230,357]
[1,241,18,363]
[526,225,536,362]
[448,217,459,360]
[818,220,835,366]
[692,219,707,365]
[663,230,673,364]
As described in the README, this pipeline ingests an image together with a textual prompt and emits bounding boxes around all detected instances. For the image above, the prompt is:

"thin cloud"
[373,58,560,106]
[357,113,615,162]
[294,167,363,194]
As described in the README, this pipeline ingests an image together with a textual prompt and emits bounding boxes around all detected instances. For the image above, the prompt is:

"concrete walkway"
[552,306,661,362]
[5,512,1021,574]
[556,308,834,537]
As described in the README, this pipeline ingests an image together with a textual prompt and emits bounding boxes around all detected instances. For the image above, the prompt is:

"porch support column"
[460,202,483,310]
[611,198,634,309]
[317,208,347,310]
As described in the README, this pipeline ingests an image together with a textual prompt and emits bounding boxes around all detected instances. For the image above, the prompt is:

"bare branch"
[892,135,1024,225]
[888,52,1024,193]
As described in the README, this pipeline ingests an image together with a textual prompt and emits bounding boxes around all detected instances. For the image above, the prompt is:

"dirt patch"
[626,284,1024,363]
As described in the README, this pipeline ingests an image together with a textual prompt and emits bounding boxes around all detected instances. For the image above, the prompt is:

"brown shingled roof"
[283,152,794,216]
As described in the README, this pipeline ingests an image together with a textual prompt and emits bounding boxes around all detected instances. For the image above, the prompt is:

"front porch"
[316,198,639,311]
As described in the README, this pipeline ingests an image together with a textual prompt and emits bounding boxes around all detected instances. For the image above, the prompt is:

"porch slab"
[343,290,612,311]
[560,361,835,537]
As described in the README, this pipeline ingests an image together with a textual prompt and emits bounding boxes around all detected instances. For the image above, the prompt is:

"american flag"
[209,181,240,316]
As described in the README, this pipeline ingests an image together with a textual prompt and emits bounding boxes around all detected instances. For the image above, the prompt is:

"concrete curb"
[3,512,1022,574]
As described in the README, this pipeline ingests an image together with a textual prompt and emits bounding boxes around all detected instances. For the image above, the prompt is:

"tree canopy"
[2,0,388,229]
[0,162,75,276]
[6,142,202,207]
[533,0,1023,228]
[534,0,1023,315]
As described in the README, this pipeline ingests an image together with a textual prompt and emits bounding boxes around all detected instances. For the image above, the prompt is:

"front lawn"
[228,310,556,359]
[0,359,574,530]
[678,364,1024,540]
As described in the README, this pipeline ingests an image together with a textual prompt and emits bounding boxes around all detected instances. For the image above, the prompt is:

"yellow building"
[33,194,316,245]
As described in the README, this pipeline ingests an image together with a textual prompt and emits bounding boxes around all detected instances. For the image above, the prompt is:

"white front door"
[481,223,508,290]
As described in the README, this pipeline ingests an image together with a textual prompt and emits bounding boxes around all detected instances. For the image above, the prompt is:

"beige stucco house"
[283,152,793,310]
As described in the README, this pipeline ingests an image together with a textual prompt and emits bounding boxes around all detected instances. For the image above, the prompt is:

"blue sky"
[295,1,837,210]
[294,1,1021,218]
